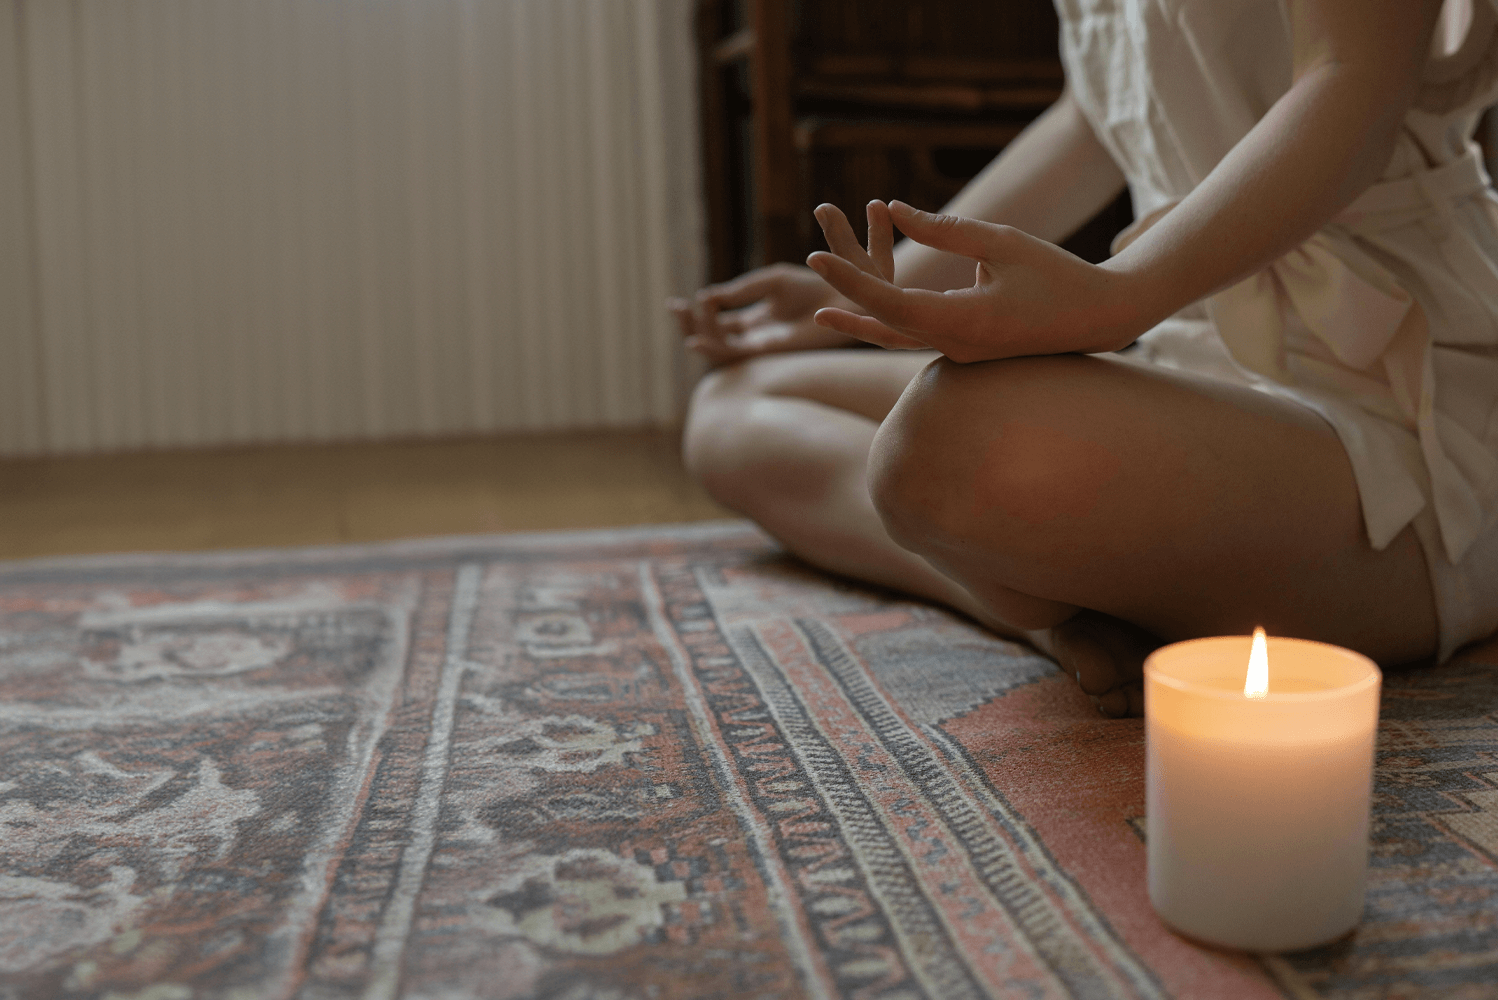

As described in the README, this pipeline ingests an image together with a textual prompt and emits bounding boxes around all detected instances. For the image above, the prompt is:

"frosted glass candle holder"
[1145,634,1381,952]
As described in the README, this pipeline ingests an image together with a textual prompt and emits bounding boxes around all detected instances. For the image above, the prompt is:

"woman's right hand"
[668,262,862,367]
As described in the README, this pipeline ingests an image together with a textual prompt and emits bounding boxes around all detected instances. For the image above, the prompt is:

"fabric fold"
[1133,148,1498,564]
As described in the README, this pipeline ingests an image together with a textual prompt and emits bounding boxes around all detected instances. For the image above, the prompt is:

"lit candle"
[1145,628,1381,952]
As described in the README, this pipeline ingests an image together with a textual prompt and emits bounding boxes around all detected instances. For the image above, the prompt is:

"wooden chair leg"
[749,0,798,265]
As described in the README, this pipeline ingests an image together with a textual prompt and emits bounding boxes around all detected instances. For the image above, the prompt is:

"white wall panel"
[0,3,43,454]
[0,0,705,455]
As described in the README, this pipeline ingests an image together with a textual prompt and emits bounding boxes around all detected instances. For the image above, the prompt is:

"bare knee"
[682,360,847,515]
[867,359,953,550]
[869,355,1120,571]
[684,360,784,482]
[869,356,1010,544]
[682,363,742,480]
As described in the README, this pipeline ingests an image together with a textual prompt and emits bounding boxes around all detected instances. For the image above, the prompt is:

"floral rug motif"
[0,523,1494,999]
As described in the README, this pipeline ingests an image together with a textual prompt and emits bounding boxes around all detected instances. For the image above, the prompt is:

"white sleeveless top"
[1057,0,1498,569]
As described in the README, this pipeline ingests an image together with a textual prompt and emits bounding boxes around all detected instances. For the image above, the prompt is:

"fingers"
[695,268,785,311]
[679,316,766,366]
[813,307,929,350]
[814,203,883,278]
[867,200,895,282]
[1053,622,1123,697]
[683,318,849,366]
[889,200,1007,260]
[667,297,690,337]
[713,300,771,335]
[667,296,704,341]
[667,294,724,348]
[670,293,766,344]
[807,251,961,334]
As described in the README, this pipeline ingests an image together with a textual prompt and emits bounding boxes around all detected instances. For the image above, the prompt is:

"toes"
[1098,688,1130,718]
[1107,622,1157,685]
[1051,611,1158,719]
[1052,622,1121,696]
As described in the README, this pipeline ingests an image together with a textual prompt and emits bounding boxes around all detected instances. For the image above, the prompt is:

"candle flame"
[1244,626,1269,699]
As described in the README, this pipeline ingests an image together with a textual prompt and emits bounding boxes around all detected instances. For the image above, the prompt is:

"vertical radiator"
[0,0,704,455]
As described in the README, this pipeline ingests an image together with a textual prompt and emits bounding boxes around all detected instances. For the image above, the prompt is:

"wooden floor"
[0,430,735,561]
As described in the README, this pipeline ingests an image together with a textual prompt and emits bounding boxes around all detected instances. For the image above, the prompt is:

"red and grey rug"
[1,522,1494,999]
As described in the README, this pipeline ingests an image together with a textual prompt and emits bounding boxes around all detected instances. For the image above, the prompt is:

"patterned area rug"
[1,522,1495,1000]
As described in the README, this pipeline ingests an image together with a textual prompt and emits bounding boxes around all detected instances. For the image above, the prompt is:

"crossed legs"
[683,348,999,620]
[684,348,1439,714]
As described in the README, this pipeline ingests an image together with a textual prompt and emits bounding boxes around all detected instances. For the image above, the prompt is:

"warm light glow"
[1244,627,1269,699]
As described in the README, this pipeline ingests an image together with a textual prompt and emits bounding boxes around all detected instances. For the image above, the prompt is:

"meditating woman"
[671,0,1498,717]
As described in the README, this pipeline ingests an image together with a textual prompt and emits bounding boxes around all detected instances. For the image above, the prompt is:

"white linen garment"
[1057,0,1498,660]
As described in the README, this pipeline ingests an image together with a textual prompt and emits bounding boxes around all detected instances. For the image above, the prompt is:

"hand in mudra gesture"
[669,261,863,368]
[807,200,1135,362]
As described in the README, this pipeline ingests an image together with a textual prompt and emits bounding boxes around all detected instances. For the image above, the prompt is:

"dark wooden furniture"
[696,0,1129,282]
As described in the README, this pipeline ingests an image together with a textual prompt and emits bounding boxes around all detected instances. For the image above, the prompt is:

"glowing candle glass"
[1145,630,1381,952]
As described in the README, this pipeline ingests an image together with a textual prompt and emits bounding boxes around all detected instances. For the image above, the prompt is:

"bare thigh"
[684,347,1080,631]
[690,348,939,422]
[870,352,1439,664]
[685,346,938,503]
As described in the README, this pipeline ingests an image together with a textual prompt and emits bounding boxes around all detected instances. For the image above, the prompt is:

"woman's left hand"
[806,200,1143,363]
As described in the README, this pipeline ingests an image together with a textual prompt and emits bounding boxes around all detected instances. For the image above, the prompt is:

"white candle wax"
[1145,634,1381,952]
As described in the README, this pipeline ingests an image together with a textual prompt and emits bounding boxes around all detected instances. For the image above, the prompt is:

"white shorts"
[1410,503,1498,662]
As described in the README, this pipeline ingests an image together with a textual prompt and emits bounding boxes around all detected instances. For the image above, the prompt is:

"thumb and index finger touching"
[692,260,808,312]
[679,198,982,315]
[806,200,1006,296]
[667,267,786,349]
[670,198,1000,354]
[806,200,946,346]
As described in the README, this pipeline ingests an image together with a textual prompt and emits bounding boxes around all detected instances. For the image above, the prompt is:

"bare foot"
[1041,611,1161,718]
[942,582,1158,718]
